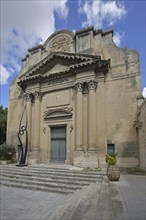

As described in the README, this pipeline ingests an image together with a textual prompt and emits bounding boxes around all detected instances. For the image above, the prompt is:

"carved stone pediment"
[44,107,73,120]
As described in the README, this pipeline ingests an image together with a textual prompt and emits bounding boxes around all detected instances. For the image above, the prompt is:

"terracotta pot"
[107,165,120,181]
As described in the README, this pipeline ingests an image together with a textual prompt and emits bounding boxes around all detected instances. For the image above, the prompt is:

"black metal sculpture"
[17,104,28,166]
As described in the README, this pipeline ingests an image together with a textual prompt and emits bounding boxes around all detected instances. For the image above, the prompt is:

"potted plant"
[105,153,120,181]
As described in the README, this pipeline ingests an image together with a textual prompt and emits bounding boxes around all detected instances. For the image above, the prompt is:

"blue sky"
[0,0,146,108]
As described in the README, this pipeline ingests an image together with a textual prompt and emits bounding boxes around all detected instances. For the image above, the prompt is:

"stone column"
[75,82,83,151]
[25,93,32,150]
[33,91,42,149]
[88,80,97,151]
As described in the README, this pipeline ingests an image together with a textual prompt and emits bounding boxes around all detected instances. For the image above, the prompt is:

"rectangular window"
[107,144,115,154]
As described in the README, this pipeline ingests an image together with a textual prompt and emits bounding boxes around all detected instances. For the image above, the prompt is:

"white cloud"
[78,0,127,28]
[0,65,11,85]
[113,31,125,46]
[142,87,146,98]
[1,0,68,85]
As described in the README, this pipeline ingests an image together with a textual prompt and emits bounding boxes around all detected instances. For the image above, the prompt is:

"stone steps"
[96,176,113,220]
[0,165,100,179]
[0,169,99,183]
[48,179,103,220]
[0,176,83,190]
[0,180,74,194]
[0,173,91,186]
[0,165,102,194]
[1,167,102,183]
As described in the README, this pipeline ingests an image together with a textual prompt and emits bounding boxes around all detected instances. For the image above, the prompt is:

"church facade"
[7,27,143,168]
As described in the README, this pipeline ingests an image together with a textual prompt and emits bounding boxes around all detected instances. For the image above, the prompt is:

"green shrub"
[105,153,117,165]
[0,143,16,160]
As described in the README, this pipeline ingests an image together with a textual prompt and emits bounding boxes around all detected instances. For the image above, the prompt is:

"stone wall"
[137,100,146,170]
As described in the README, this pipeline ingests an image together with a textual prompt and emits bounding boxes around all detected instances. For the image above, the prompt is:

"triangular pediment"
[18,52,110,87]
[19,52,95,80]
[45,63,70,75]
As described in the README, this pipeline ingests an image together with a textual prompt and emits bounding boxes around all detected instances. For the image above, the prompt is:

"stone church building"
[7,27,144,168]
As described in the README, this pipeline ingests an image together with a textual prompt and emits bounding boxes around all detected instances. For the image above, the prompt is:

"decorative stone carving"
[87,80,97,91]
[75,82,83,93]
[75,81,98,93]
[34,91,42,100]
[49,35,71,52]
[24,93,33,102]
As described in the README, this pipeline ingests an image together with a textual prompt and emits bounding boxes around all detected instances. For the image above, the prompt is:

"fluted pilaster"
[88,80,97,151]
[75,82,83,151]
[24,93,33,151]
[33,91,42,149]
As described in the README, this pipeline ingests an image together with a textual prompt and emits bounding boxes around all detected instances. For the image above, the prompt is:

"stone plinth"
[73,151,99,169]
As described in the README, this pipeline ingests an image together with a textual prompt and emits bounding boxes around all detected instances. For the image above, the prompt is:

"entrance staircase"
[0,165,126,220]
[0,164,103,194]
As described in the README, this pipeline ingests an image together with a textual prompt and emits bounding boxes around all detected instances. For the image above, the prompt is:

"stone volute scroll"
[87,80,97,91]
[34,91,43,101]
[75,82,83,93]
[24,93,33,102]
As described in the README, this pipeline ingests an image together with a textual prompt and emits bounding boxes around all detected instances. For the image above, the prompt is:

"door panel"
[51,140,59,161]
[51,127,66,162]
[59,139,66,160]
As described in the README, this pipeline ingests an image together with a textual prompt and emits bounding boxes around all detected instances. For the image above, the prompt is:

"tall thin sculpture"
[17,103,28,166]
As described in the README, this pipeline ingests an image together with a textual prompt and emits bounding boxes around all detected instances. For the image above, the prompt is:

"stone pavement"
[117,175,146,220]
[0,186,67,220]
[0,174,146,220]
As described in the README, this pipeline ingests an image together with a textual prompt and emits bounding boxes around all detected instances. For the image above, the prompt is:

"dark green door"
[51,127,66,163]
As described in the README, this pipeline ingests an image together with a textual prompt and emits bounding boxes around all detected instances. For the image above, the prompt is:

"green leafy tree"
[0,106,8,144]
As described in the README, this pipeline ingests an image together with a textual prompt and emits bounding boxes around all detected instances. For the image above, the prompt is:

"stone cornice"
[28,44,43,52]
[19,52,98,80]
[18,52,110,88]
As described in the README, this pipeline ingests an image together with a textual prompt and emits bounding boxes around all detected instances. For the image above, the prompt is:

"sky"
[0,0,146,108]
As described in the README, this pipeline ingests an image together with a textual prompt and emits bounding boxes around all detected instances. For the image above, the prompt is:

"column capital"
[34,91,43,100]
[75,82,83,93]
[24,93,33,102]
[87,80,97,91]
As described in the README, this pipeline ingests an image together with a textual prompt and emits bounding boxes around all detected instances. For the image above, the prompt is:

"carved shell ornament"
[49,36,71,52]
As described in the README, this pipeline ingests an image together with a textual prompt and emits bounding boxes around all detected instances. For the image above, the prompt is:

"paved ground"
[0,174,146,220]
[117,175,146,220]
[0,187,66,220]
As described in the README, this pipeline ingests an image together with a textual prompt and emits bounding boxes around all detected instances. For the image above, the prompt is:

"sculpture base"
[16,164,27,167]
